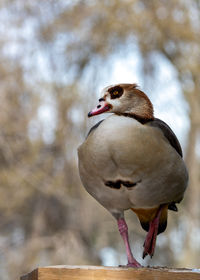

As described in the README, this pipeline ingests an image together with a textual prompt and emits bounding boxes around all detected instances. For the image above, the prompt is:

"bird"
[78,83,188,267]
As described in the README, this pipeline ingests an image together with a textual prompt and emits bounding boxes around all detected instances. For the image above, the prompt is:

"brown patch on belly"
[131,204,168,234]
[105,179,141,190]
[105,180,121,189]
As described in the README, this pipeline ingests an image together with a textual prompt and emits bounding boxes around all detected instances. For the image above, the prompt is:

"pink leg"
[143,205,164,259]
[117,218,141,268]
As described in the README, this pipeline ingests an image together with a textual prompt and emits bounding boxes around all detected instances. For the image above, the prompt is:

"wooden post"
[20,265,200,280]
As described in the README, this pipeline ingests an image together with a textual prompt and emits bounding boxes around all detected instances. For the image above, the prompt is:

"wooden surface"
[21,265,200,280]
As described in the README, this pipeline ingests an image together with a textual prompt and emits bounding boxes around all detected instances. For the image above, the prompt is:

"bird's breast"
[78,115,188,210]
[82,115,171,176]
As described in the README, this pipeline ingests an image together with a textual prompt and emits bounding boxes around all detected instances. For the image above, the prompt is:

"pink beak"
[88,101,111,117]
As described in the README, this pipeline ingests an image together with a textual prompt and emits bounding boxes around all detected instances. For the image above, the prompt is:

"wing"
[147,118,183,157]
[86,119,104,138]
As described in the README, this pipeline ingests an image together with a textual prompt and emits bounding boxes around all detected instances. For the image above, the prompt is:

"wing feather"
[147,118,183,157]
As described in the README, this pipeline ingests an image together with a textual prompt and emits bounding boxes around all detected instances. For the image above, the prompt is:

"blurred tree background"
[0,0,200,279]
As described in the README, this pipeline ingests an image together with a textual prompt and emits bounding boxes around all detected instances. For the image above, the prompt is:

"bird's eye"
[109,86,124,99]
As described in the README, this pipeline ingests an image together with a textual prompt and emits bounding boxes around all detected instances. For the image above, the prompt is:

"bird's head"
[88,84,154,122]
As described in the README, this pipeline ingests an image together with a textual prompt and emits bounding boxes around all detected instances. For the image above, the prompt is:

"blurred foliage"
[0,1,200,279]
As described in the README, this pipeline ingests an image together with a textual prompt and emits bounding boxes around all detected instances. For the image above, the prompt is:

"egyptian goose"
[78,83,188,267]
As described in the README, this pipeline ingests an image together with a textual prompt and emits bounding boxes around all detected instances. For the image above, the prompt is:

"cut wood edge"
[20,265,200,280]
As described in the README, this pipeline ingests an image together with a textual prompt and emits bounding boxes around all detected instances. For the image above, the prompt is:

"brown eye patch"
[109,86,124,99]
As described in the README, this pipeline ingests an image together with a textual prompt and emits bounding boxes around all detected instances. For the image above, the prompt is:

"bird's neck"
[120,112,154,124]
[119,97,154,124]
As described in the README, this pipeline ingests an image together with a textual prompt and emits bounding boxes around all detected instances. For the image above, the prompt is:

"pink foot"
[143,205,164,258]
[143,219,158,258]
[117,218,141,267]
[127,262,141,268]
